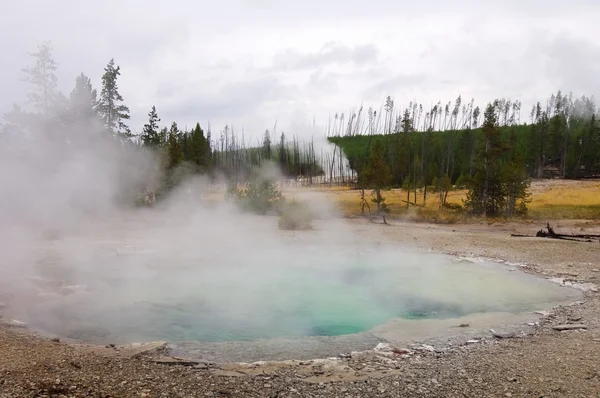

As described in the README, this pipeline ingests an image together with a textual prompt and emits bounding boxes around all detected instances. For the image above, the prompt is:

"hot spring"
[0,213,582,362]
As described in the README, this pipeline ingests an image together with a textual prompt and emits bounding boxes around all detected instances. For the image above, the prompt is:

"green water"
[25,245,580,344]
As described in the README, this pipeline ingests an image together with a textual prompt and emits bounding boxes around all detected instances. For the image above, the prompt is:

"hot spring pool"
[17,238,581,347]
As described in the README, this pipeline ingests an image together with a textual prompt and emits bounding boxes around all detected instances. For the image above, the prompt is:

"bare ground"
[2,219,600,397]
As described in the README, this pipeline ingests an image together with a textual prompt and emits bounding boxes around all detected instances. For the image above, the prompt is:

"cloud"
[364,75,430,99]
[2,0,600,141]
[542,36,600,98]
[273,42,378,71]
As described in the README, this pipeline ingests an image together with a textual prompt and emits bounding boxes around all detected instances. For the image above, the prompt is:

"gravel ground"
[2,219,600,397]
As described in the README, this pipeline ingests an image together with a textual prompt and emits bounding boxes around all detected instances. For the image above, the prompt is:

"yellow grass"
[313,179,600,222]
[199,179,600,223]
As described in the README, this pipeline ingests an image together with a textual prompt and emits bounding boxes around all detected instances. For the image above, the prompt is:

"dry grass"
[195,179,600,223]
[311,179,600,223]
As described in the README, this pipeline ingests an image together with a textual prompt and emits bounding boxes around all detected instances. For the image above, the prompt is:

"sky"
[2,0,600,141]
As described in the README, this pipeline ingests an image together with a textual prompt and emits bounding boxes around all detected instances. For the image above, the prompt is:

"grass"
[314,179,600,223]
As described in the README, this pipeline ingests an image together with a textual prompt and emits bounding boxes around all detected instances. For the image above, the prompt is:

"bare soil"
[2,219,600,397]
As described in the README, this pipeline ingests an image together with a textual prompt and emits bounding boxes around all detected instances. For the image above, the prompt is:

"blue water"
[24,244,579,344]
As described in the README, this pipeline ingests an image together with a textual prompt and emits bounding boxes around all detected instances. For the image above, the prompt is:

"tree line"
[3,42,598,217]
[1,42,325,201]
[329,94,600,217]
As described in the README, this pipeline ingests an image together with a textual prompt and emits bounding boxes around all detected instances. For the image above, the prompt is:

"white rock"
[417,344,435,352]
[374,343,391,351]
[4,319,27,328]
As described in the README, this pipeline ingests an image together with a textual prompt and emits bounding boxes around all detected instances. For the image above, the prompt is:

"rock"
[466,340,479,344]
[50,337,61,343]
[374,343,392,351]
[552,324,587,331]
[490,329,516,339]
[3,319,27,328]
[414,344,435,352]
[70,361,82,369]
[534,310,553,317]
[568,316,582,322]
[572,282,599,292]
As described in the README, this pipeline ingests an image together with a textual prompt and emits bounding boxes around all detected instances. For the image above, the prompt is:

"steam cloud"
[0,111,579,357]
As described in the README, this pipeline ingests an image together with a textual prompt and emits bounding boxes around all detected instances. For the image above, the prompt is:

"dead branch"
[511,223,599,243]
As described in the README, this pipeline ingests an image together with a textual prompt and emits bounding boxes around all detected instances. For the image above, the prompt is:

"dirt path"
[2,219,600,397]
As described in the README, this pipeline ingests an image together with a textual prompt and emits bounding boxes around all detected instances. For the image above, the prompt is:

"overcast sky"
[2,0,600,140]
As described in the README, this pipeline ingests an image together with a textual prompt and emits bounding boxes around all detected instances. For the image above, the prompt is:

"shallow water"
[15,231,581,346]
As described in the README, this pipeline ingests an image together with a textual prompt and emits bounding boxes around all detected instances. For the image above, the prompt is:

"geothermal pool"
[7,232,580,346]
[0,214,583,361]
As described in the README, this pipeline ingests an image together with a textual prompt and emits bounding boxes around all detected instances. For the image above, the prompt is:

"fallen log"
[511,223,599,243]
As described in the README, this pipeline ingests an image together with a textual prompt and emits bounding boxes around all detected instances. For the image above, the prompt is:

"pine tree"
[279,132,287,173]
[140,106,162,147]
[69,73,99,125]
[166,122,183,169]
[98,58,131,139]
[361,138,391,214]
[21,41,59,117]
[189,122,209,172]
[262,129,272,160]
[1,104,29,137]
[465,103,506,216]
[581,114,600,174]
[503,130,531,216]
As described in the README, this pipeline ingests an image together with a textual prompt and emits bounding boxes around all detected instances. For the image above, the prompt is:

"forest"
[0,42,326,200]
[327,94,600,216]
[2,42,599,216]
[328,93,600,185]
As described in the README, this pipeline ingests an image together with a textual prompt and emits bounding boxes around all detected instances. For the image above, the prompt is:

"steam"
[0,108,579,353]
[0,108,356,338]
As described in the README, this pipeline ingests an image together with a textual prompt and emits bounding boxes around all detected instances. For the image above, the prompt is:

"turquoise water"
[24,244,580,344]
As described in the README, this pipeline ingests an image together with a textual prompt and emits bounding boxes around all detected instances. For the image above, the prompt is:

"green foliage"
[166,122,184,170]
[98,58,131,138]
[278,200,314,230]
[360,139,391,213]
[229,179,284,215]
[329,93,600,187]
[464,103,531,217]
[7,42,600,216]
[454,174,469,189]
[187,123,211,172]
[140,106,162,147]
[436,174,452,208]
[69,73,99,126]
